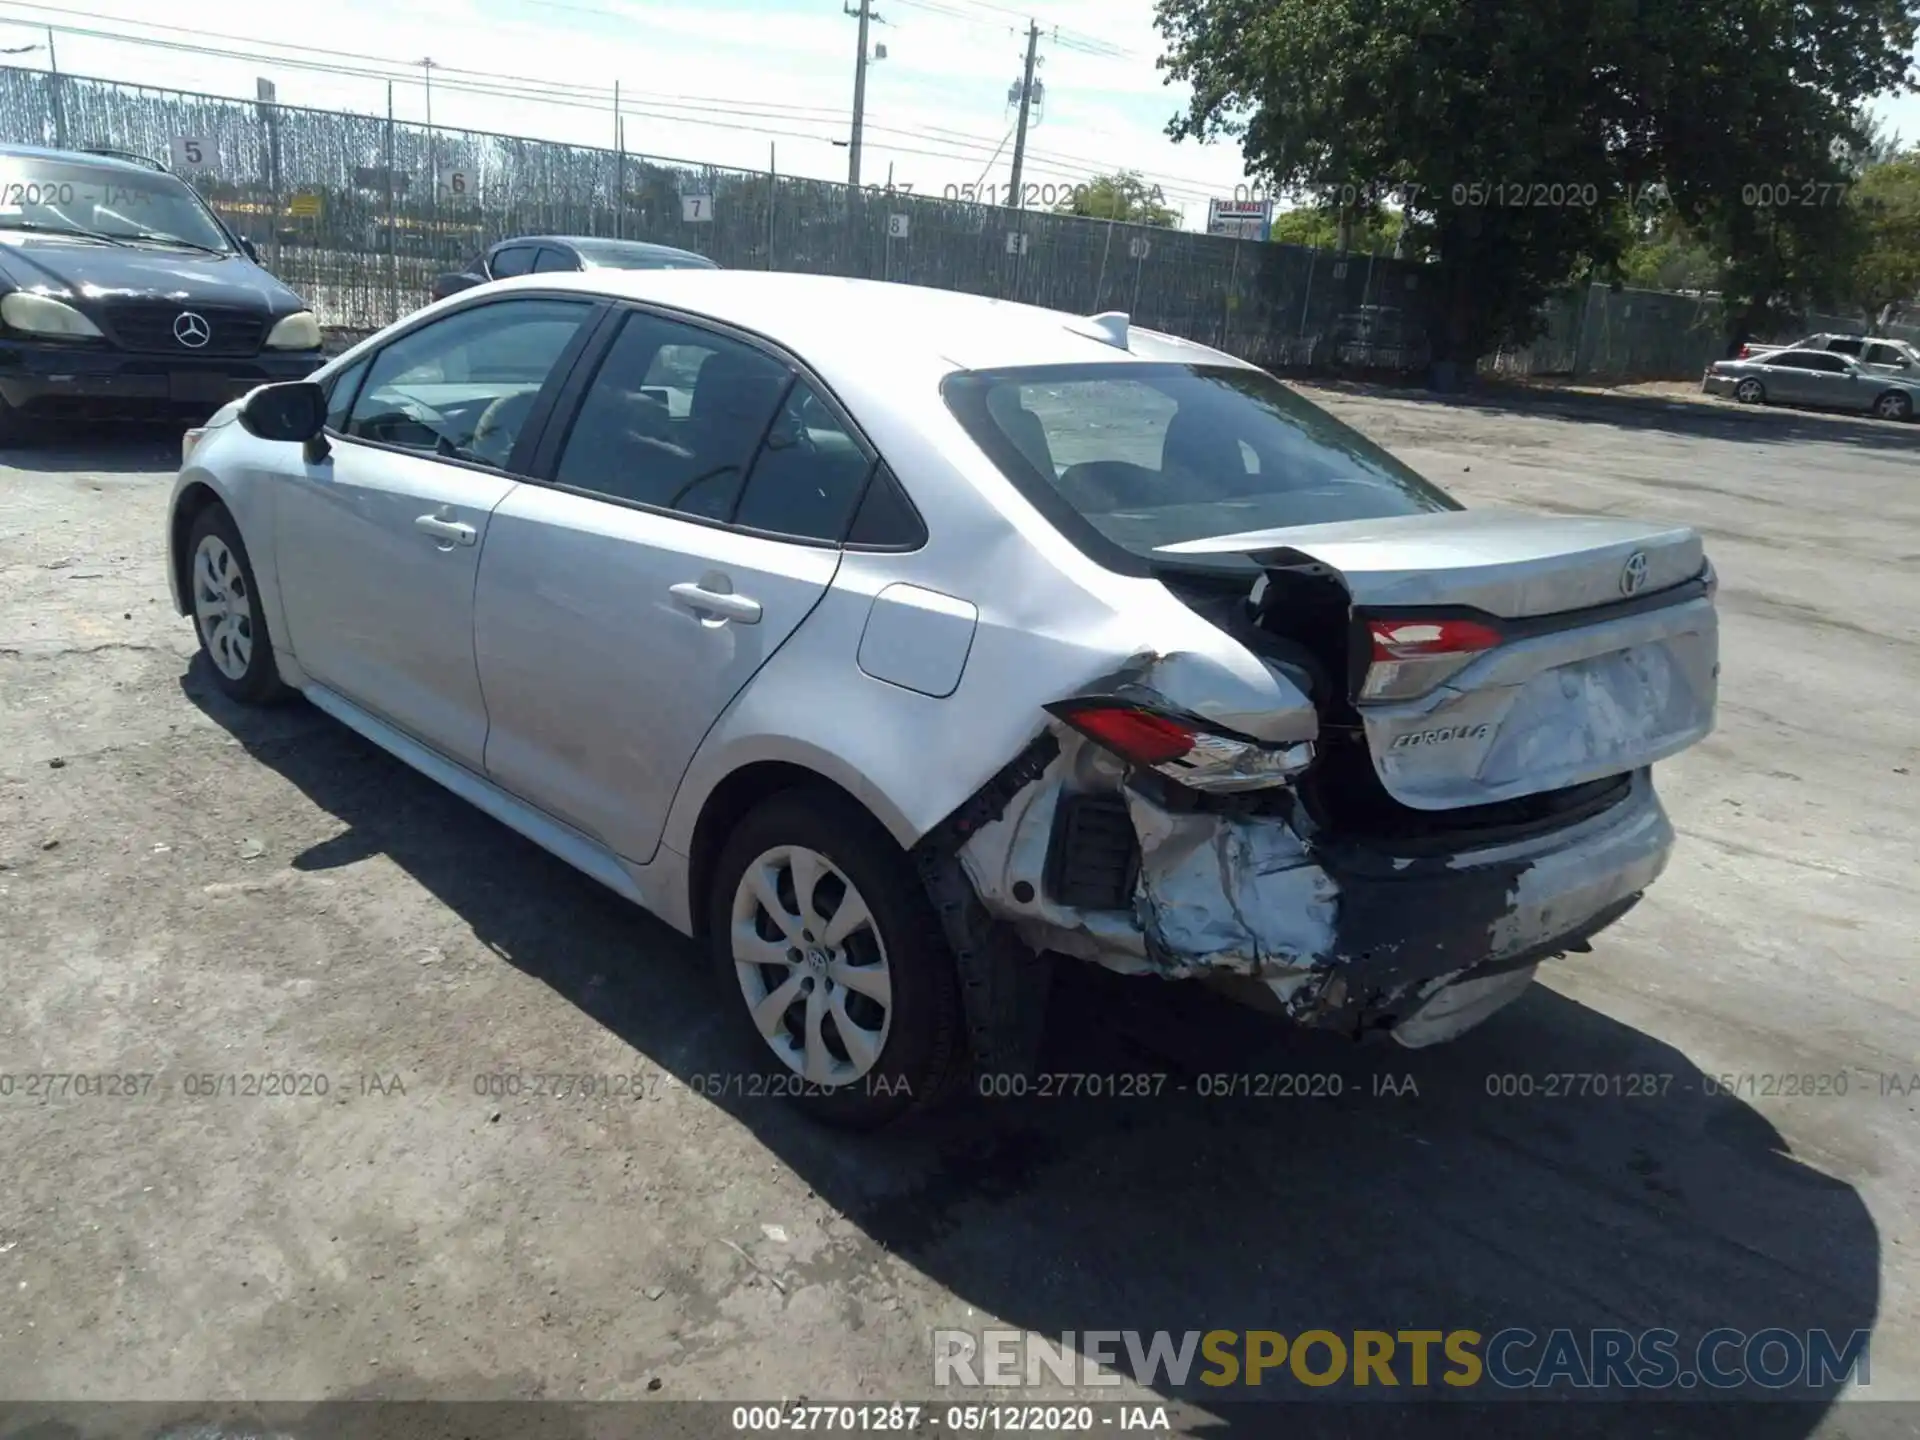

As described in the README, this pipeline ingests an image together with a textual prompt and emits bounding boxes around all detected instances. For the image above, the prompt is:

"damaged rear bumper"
[954,740,1673,1043]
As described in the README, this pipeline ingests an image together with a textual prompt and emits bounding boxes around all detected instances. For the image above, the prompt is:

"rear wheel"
[1872,390,1913,421]
[1733,378,1766,405]
[187,504,290,706]
[707,789,964,1129]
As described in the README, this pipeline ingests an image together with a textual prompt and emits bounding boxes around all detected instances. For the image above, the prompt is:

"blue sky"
[3,0,1916,231]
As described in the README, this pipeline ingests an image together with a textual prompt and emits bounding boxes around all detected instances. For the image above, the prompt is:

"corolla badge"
[1620,550,1650,596]
[173,311,211,348]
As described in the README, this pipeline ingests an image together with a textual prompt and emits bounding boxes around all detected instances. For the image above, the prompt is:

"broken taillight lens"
[1359,616,1502,701]
[1047,700,1314,793]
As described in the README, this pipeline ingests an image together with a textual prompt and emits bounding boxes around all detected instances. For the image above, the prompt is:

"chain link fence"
[4,64,1911,382]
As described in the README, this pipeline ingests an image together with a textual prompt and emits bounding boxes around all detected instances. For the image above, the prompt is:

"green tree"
[1269,204,1405,255]
[1849,149,1920,323]
[1054,171,1181,227]
[1154,0,1918,368]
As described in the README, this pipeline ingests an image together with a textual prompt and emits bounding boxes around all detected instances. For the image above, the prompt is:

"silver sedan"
[1704,348,1920,420]
[165,271,1719,1129]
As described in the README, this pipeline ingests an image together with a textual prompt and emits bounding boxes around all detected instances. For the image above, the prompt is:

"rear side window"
[552,312,792,521]
[1827,338,1864,356]
[532,247,577,273]
[943,362,1457,572]
[731,381,873,541]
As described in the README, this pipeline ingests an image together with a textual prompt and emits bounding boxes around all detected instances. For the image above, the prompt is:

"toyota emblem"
[1620,550,1650,596]
[173,311,211,348]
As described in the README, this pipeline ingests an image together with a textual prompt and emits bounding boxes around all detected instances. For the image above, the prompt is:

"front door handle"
[415,513,476,547]
[669,581,762,625]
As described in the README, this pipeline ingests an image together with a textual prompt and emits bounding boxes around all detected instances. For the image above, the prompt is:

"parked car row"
[1734,332,1920,372]
[1703,346,1920,421]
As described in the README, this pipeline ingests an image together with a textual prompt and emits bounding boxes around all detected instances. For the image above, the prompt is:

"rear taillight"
[1360,616,1502,701]
[1047,700,1314,793]
[1737,344,1753,359]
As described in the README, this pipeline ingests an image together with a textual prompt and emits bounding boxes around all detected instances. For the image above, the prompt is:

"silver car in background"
[1704,347,1920,419]
[165,272,1720,1130]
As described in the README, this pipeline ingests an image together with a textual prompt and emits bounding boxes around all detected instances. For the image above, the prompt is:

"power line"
[0,1,1229,205]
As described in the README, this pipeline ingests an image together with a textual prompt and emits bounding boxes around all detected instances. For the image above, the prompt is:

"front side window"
[1864,344,1907,367]
[553,312,792,520]
[0,156,230,251]
[345,298,591,467]
[944,362,1458,570]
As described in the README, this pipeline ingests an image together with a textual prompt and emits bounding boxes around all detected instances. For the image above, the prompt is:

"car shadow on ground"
[1295,377,1920,452]
[184,667,1882,1439]
[0,424,186,475]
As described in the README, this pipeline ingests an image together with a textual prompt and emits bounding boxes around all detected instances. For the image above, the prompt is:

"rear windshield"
[943,362,1459,572]
[573,242,716,271]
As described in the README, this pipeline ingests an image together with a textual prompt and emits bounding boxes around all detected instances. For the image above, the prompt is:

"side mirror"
[239,237,259,263]
[238,380,326,446]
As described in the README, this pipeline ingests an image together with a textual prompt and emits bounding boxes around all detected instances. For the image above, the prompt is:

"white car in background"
[164,271,1720,1129]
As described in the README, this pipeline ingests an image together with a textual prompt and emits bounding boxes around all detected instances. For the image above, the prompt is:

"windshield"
[573,242,714,271]
[0,156,233,251]
[944,362,1460,569]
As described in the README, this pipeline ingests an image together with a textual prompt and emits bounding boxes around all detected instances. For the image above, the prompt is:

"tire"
[1734,378,1766,405]
[707,788,965,1130]
[185,503,291,706]
[1872,391,1913,422]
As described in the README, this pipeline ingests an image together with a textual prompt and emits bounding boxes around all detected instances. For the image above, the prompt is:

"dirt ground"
[1,383,1917,1434]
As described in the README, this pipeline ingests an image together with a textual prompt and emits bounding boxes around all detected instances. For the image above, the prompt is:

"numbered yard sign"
[1128,235,1151,260]
[887,213,909,239]
[441,169,471,198]
[1005,231,1029,256]
[170,137,213,171]
[682,194,713,223]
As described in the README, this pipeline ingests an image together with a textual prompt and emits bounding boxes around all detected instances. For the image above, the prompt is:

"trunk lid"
[1158,510,1719,813]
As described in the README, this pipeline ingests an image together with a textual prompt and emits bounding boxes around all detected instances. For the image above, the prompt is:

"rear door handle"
[669,581,762,625]
[415,514,476,547]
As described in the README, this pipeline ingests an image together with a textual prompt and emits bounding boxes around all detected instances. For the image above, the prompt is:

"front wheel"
[187,503,290,705]
[707,789,965,1129]
[1734,378,1766,405]
[1872,391,1913,422]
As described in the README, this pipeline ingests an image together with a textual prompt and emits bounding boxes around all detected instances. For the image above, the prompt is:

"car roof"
[0,142,167,176]
[471,269,1254,374]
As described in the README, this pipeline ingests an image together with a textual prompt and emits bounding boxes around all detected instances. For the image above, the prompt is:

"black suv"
[0,143,324,440]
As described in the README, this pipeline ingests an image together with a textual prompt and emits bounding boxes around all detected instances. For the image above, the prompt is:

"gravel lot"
[1,384,1916,1433]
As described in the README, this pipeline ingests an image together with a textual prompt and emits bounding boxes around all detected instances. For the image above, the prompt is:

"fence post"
[1095,217,1114,309]
[1223,241,1239,352]
[384,82,398,327]
[768,143,776,271]
[1297,248,1316,363]
[45,29,68,149]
